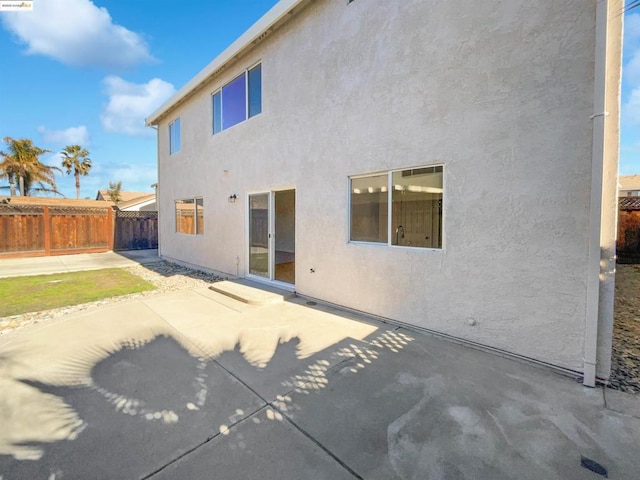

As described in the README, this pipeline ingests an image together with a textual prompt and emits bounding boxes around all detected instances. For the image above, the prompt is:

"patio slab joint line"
[140,406,270,479]
[211,354,364,479]
[278,413,364,480]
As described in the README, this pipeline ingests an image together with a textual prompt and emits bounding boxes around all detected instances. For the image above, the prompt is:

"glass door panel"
[249,193,269,278]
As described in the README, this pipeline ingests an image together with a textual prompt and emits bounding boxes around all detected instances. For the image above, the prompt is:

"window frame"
[175,196,204,236]
[211,62,262,135]
[169,118,181,155]
[348,165,444,250]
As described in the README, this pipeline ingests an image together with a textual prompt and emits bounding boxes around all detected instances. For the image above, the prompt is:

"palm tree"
[107,180,123,204]
[0,137,61,196]
[61,145,92,199]
[0,153,19,196]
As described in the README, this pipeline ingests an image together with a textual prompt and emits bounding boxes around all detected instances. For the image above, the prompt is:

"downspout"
[584,0,610,388]
[148,124,161,259]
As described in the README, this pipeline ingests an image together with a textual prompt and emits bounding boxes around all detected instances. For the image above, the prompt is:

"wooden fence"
[0,202,159,258]
[618,208,640,263]
[0,204,113,258]
[114,211,158,251]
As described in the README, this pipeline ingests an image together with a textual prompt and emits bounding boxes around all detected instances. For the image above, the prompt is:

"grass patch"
[0,268,155,317]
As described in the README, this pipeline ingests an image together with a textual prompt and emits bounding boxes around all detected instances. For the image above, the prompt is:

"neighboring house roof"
[117,193,156,210]
[619,197,640,211]
[619,174,640,192]
[146,0,310,126]
[96,190,153,203]
[0,196,113,208]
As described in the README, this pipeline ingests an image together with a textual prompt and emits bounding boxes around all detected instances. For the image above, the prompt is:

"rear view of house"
[147,0,623,386]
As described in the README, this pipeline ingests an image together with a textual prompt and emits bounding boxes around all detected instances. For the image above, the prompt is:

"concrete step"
[209,279,295,305]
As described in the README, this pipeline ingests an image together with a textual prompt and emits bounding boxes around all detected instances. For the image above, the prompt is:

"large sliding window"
[212,63,262,134]
[175,197,204,235]
[350,166,443,249]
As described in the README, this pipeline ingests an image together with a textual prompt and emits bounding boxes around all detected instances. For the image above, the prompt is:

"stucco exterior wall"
[155,0,620,375]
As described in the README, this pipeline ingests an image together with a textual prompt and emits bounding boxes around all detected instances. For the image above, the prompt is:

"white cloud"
[100,76,175,136]
[0,0,153,69]
[104,162,157,186]
[86,162,156,196]
[37,125,90,146]
[623,87,640,126]
[626,12,640,44]
[625,51,640,89]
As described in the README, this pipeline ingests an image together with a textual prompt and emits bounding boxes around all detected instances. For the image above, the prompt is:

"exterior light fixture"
[228,194,237,203]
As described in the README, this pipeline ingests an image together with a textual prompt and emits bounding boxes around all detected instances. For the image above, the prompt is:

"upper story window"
[169,118,181,155]
[212,63,262,134]
[350,166,444,249]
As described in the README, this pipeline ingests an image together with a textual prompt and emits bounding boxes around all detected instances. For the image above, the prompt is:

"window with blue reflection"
[212,63,262,135]
[169,118,181,155]
[212,92,221,134]
[248,64,262,118]
[221,74,246,130]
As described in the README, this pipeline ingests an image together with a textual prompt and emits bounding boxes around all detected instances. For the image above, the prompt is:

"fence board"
[0,203,158,256]
[618,209,640,263]
[0,210,45,252]
[0,204,113,257]
[114,211,158,251]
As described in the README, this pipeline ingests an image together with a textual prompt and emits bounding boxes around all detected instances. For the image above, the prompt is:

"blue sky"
[0,1,639,198]
[0,0,279,198]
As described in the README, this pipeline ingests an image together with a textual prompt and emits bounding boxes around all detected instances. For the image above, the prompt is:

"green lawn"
[0,268,155,317]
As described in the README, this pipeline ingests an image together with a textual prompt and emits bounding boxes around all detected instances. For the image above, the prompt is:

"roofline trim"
[145,0,306,126]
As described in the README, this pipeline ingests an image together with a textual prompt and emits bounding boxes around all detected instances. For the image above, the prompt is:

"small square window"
[175,197,204,235]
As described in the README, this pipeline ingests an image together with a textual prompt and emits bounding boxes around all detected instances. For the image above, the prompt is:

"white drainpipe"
[584,0,611,388]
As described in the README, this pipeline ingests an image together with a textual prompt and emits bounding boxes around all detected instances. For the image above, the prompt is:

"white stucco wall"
[155,0,621,376]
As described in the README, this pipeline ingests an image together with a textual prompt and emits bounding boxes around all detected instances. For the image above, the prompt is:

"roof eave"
[145,0,307,126]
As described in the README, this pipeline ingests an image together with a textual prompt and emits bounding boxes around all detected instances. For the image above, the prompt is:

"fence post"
[43,205,51,255]
[107,207,114,251]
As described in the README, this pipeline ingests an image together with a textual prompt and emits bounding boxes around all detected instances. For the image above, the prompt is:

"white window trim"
[348,164,445,251]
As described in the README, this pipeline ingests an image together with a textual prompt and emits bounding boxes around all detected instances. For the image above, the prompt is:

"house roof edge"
[145,0,307,126]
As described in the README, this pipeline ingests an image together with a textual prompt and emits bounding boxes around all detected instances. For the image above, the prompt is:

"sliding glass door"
[248,190,295,284]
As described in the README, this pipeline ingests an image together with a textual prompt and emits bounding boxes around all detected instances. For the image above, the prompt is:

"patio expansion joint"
[277,411,364,480]
[140,405,270,480]
[211,355,364,479]
[268,355,366,479]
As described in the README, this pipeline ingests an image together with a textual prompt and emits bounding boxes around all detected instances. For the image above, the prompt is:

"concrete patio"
[0,249,160,278]
[1,282,639,479]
